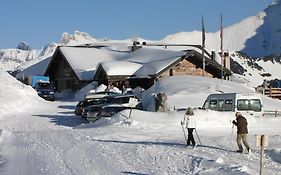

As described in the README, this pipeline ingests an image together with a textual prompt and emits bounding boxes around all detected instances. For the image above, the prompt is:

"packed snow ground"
[0,70,281,175]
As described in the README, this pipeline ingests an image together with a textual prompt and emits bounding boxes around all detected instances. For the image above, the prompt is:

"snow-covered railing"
[263,110,281,117]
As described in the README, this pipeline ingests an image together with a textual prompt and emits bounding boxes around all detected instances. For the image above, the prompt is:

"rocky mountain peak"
[17,41,32,51]
[60,31,97,45]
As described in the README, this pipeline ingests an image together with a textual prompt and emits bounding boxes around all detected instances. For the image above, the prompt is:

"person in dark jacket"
[232,112,251,153]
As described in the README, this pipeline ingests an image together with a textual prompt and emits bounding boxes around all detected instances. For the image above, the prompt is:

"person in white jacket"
[183,107,197,147]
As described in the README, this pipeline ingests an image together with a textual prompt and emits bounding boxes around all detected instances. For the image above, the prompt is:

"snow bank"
[142,75,256,111]
[0,70,45,116]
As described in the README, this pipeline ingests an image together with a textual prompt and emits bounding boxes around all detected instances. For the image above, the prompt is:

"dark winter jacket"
[232,115,248,134]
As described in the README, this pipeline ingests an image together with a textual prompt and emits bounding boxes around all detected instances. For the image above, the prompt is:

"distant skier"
[181,107,197,148]
[232,112,251,153]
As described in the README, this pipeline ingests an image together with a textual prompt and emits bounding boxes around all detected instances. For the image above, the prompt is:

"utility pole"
[202,15,205,76]
[220,14,224,81]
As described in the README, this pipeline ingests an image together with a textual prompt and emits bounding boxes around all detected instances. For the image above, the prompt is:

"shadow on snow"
[33,114,87,127]
[92,139,235,153]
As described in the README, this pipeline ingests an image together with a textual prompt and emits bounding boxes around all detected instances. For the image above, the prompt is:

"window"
[250,99,262,112]
[218,100,224,111]
[237,99,261,112]
[203,101,209,109]
[224,100,233,111]
[209,100,217,110]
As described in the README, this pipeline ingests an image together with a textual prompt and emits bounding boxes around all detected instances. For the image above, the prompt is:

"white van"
[202,93,263,117]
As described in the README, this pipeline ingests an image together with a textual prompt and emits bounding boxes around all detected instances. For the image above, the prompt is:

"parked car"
[98,105,135,118]
[76,91,121,116]
[202,92,263,117]
[30,76,55,101]
[82,94,141,120]
[75,98,107,116]
[86,105,135,122]
[84,91,120,100]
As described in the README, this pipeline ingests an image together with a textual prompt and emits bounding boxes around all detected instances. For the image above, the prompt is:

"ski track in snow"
[0,100,280,175]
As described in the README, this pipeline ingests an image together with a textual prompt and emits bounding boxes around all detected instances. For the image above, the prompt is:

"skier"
[181,107,197,148]
[232,112,251,153]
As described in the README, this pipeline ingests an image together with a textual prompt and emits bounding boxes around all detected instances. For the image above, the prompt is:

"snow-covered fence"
[263,110,281,117]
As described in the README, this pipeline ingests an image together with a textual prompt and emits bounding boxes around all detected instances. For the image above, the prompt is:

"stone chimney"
[131,41,142,51]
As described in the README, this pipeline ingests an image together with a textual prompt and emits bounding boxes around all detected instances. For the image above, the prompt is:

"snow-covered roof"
[54,45,186,80]
[100,61,142,76]
[97,47,185,78]
[15,55,52,80]
[133,56,180,77]
[58,46,126,80]
[125,47,185,63]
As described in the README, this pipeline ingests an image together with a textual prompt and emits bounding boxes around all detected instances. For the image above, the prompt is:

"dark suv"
[82,94,142,121]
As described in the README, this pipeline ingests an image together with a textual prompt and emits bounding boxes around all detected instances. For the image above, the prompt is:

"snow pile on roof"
[15,55,52,80]
[101,61,142,76]
[98,47,186,78]
[59,46,126,80]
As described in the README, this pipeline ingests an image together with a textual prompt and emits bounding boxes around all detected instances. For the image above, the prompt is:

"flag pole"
[202,15,205,76]
[220,14,224,81]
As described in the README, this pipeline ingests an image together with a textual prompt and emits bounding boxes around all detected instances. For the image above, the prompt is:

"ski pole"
[181,122,188,146]
[231,123,234,136]
[195,129,202,145]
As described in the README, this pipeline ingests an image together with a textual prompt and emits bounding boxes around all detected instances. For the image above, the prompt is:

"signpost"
[256,135,268,175]
[128,97,138,118]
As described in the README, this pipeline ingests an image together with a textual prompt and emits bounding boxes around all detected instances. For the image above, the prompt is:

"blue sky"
[0,0,273,49]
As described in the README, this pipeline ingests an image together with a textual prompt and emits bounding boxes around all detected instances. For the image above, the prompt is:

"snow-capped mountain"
[17,41,32,51]
[60,31,98,46]
[0,31,97,71]
[229,52,281,87]
[0,46,41,71]
[161,0,281,57]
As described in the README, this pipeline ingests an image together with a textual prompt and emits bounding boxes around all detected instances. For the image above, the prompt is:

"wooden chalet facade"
[44,47,92,91]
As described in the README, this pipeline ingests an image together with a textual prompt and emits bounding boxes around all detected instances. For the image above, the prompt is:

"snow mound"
[142,75,255,111]
[0,70,45,116]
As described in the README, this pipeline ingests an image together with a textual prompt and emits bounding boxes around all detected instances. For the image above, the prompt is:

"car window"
[224,99,233,111]
[250,99,262,112]
[203,101,209,109]
[209,100,217,110]
[218,100,224,111]
[237,99,261,112]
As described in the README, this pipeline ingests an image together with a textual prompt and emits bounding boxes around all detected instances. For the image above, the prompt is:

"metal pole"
[220,14,224,81]
[129,107,132,118]
[202,48,205,76]
[195,129,202,145]
[202,15,205,77]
